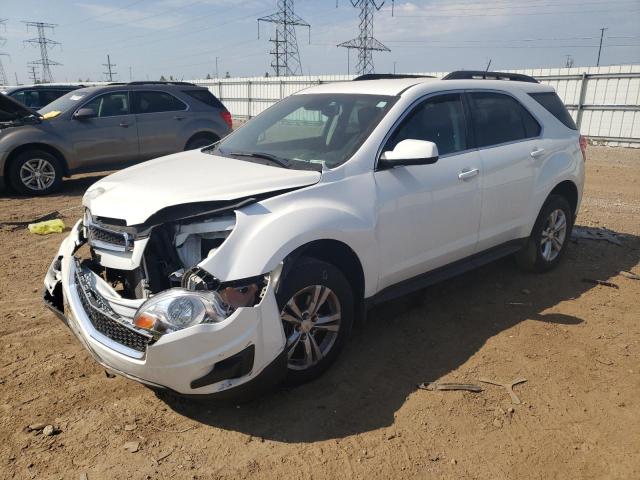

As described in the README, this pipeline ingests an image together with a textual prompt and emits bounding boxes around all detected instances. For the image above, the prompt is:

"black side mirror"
[73,108,96,120]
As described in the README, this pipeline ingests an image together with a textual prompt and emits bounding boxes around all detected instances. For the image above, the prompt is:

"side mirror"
[73,107,96,120]
[379,139,439,169]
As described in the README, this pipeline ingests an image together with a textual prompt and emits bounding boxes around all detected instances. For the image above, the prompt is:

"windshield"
[39,89,92,115]
[214,93,396,169]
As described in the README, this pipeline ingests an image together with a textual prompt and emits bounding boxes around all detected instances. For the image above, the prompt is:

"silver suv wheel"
[280,285,342,371]
[540,208,567,262]
[20,158,56,191]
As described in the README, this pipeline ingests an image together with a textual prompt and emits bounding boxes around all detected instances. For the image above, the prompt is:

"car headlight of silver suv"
[133,278,263,334]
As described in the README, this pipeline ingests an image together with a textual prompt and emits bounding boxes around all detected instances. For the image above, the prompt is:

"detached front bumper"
[43,221,287,397]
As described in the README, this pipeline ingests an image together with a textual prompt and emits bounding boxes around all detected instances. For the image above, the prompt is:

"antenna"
[337,1,390,76]
[0,19,8,86]
[103,54,117,81]
[258,0,310,76]
[23,21,61,83]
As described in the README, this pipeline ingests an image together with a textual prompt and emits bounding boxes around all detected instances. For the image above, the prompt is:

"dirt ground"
[0,146,639,480]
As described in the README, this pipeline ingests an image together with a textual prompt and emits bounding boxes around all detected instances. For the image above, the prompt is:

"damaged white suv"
[44,71,585,398]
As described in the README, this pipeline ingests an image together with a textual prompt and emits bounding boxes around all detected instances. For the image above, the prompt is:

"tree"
[160,75,167,81]
[224,71,230,78]
[206,73,211,80]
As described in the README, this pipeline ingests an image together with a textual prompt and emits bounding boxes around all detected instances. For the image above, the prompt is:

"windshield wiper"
[224,151,291,168]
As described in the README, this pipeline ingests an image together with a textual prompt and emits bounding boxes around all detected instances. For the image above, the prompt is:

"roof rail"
[125,81,199,86]
[442,70,539,83]
[353,73,435,81]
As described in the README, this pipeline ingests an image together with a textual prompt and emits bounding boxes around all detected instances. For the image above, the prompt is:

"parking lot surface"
[0,146,639,479]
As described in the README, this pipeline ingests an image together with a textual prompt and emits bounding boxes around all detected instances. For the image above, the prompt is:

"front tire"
[8,149,63,195]
[276,257,354,385]
[516,194,573,272]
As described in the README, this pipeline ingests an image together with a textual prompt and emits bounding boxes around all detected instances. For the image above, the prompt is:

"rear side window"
[469,92,541,148]
[182,89,225,109]
[132,91,186,114]
[529,92,577,130]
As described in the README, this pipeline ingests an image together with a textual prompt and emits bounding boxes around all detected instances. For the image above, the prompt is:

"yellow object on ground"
[42,111,61,120]
[28,218,65,235]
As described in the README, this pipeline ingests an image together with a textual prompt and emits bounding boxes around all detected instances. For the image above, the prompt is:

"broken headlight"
[133,276,264,334]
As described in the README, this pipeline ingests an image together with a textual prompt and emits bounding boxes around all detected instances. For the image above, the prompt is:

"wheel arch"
[549,180,579,216]
[5,143,69,178]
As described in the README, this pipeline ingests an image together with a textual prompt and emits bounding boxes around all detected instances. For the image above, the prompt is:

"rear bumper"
[43,221,287,398]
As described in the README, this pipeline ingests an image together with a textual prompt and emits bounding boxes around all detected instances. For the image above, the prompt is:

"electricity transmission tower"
[0,19,8,86]
[103,54,117,82]
[23,21,61,83]
[338,1,390,76]
[258,1,310,76]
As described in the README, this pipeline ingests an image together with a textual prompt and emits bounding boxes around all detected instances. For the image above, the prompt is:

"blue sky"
[1,0,639,83]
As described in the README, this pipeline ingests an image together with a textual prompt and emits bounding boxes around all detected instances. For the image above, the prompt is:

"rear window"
[529,92,577,130]
[182,89,225,109]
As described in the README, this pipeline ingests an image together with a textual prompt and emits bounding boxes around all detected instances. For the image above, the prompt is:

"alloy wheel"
[280,285,342,371]
[19,158,56,191]
[540,208,567,262]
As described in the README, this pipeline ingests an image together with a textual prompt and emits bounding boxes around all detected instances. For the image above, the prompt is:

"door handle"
[119,122,129,128]
[530,147,545,158]
[173,116,184,121]
[458,168,479,180]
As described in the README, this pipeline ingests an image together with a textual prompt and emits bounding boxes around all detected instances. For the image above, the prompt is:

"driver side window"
[386,93,468,156]
[82,92,130,118]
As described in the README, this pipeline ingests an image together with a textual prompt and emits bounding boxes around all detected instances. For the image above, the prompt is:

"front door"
[374,93,483,291]
[69,91,139,169]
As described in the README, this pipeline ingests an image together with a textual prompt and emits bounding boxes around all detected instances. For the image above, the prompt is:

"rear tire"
[8,149,63,195]
[185,134,218,151]
[276,257,354,385]
[516,194,573,272]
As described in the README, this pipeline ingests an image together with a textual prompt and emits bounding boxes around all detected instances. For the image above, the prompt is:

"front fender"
[198,177,378,296]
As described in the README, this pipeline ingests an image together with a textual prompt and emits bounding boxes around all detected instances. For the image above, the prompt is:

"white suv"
[44,72,586,399]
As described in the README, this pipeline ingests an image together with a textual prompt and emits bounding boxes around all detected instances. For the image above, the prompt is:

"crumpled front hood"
[83,150,321,225]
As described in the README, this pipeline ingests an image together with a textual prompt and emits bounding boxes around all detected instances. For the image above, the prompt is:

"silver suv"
[0,81,232,195]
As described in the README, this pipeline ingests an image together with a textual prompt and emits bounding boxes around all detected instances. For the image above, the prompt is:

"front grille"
[87,225,130,251]
[75,266,152,353]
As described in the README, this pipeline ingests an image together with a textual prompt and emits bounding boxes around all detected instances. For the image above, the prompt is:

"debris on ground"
[42,425,58,436]
[582,278,619,289]
[123,441,140,453]
[620,270,640,280]
[27,423,47,432]
[0,211,61,231]
[479,377,528,405]
[124,424,137,431]
[27,218,65,235]
[571,226,623,246]
[417,382,483,393]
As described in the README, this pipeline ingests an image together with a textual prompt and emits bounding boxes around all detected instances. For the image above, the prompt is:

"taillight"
[579,135,588,161]
[220,110,232,130]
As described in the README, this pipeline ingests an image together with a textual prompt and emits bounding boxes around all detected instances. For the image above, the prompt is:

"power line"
[62,0,148,27]
[338,1,390,76]
[103,54,117,81]
[258,1,310,76]
[393,7,640,18]
[23,21,61,83]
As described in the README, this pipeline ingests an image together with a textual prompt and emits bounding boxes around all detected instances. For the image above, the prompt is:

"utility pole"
[0,19,8,86]
[23,21,61,83]
[337,1,390,76]
[258,0,310,76]
[14,72,19,85]
[102,54,117,81]
[596,27,607,67]
[564,54,575,68]
[129,65,132,81]
[28,64,38,84]
[215,56,219,78]
[393,61,397,74]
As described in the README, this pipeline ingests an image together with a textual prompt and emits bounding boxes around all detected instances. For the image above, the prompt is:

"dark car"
[2,84,83,110]
[0,81,232,195]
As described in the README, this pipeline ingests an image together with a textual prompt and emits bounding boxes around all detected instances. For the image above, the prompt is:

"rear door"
[131,90,189,160]
[68,90,140,169]
[467,91,544,250]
